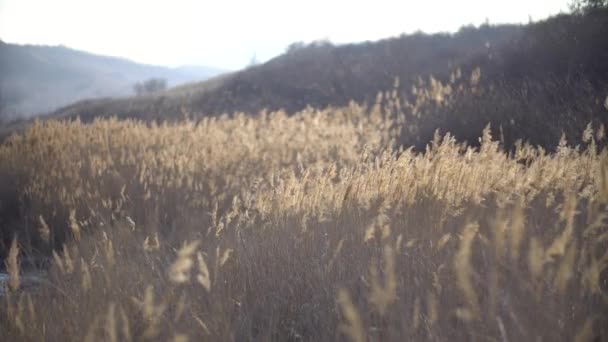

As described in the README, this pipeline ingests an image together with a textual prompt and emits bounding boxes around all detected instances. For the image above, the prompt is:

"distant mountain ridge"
[0,41,226,119]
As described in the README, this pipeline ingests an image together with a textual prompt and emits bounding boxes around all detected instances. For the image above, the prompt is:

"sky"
[0,0,570,70]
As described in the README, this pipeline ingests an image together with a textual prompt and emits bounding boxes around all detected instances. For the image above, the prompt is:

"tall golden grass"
[0,74,607,341]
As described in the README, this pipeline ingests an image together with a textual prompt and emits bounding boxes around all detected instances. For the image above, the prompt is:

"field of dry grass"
[0,74,607,341]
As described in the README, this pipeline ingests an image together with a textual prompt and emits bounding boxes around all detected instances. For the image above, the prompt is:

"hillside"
[49,25,523,120]
[0,41,226,119]
[45,9,608,150]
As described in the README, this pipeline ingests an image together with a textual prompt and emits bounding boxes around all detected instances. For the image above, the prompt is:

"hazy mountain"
[0,41,226,120]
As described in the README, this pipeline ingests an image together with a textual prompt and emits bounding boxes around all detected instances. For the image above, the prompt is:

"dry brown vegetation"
[0,74,608,341]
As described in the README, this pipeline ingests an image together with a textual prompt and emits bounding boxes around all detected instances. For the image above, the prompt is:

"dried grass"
[0,80,606,341]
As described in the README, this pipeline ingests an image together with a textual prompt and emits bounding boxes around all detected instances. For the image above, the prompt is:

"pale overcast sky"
[0,0,570,70]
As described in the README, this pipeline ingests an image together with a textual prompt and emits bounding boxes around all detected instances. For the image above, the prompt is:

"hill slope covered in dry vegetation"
[0,6,608,342]
[47,9,608,149]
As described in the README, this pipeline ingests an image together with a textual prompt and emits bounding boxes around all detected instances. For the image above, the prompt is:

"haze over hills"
[0,41,227,120]
[44,9,608,150]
